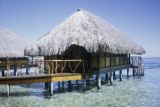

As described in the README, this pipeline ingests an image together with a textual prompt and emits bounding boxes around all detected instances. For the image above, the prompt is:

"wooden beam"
[96,73,101,89]
[51,75,83,82]
[0,73,84,85]
[62,81,65,90]
[127,68,129,78]
[83,79,87,91]
[119,70,122,81]
[133,67,135,76]
[68,81,72,92]
[109,72,113,85]
[26,64,29,75]
[58,82,61,91]
[105,73,108,84]
[48,82,54,95]
[45,82,49,89]
[128,54,131,64]
[113,71,116,80]
[6,84,10,97]
[2,69,5,76]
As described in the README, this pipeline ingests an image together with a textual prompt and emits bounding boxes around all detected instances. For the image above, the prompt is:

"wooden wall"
[44,45,129,73]
[90,53,129,70]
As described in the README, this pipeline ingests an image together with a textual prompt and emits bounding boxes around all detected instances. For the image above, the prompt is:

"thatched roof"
[0,28,29,58]
[25,9,145,56]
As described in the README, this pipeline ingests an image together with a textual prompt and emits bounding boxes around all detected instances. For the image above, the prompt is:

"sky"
[0,0,160,57]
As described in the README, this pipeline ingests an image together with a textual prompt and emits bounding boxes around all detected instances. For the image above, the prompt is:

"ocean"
[0,58,160,107]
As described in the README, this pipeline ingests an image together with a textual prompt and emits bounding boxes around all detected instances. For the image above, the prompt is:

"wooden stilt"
[105,73,108,84]
[127,68,129,78]
[113,71,116,80]
[109,72,113,85]
[96,73,101,89]
[14,67,17,76]
[44,82,49,89]
[76,80,79,89]
[133,67,135,76]
[83,79,86,91]
[119,70,122,81]
[7,84,10,97]
[68,81,72,92]
[86,79,90,85]
[62,81,65,90]
[58,82,61,91]
[48,82,53,95]
[26,66,29,75]
[2,69,5,76]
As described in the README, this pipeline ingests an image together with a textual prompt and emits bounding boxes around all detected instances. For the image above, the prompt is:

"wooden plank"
[51,75,83,82]
[0,77,52,84]
[0,73,84,84]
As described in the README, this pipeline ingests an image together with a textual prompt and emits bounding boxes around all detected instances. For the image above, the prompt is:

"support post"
[127,68,129,78]
[2,69,5,76]
[44,82,49,89]
[13,68,16,76]
[96,73,101,90]
[86,79,90,85]
[105,73,108,84]
[26,65,29,75]
[109,72,113,85]
[62,81,65,90]
[48,82,53,95]
[113,71,116,80]
[58,82,61,91]
[6,84,10,97]
[83,79,87,91]
[13,60,16,76]
[128,54,131,64]
[119,70,122,81]
[68,81,72,92]
[76,80,79,89]
[133,67,135,76]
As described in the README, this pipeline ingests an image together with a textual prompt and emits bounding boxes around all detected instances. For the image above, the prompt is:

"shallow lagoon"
[0,58,160,107]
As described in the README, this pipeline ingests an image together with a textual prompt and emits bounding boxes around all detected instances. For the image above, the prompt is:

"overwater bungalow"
[0,10,145,96]
[0,28,29,76]
[25,9,145,91]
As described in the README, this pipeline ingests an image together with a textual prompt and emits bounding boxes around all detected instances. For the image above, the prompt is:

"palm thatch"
[0,28,29,58]
[25,9,145,56]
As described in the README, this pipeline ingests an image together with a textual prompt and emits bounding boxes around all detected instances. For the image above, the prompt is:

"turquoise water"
[0,58,160,107]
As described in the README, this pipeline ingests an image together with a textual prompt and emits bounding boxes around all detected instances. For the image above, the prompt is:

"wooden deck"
[100,65,130,73]
[0,58,144,96]
[0,73,84,85]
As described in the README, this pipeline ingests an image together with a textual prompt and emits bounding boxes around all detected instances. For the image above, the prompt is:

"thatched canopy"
[0,28,29,58]
[25,9,145,56]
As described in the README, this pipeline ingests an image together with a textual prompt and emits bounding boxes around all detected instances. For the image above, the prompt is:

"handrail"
[0,60,85,78]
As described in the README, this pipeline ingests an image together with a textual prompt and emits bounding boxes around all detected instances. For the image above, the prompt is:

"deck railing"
[0,60,85,77]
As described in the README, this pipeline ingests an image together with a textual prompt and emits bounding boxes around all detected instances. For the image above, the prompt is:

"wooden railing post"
[6,62,10,77]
